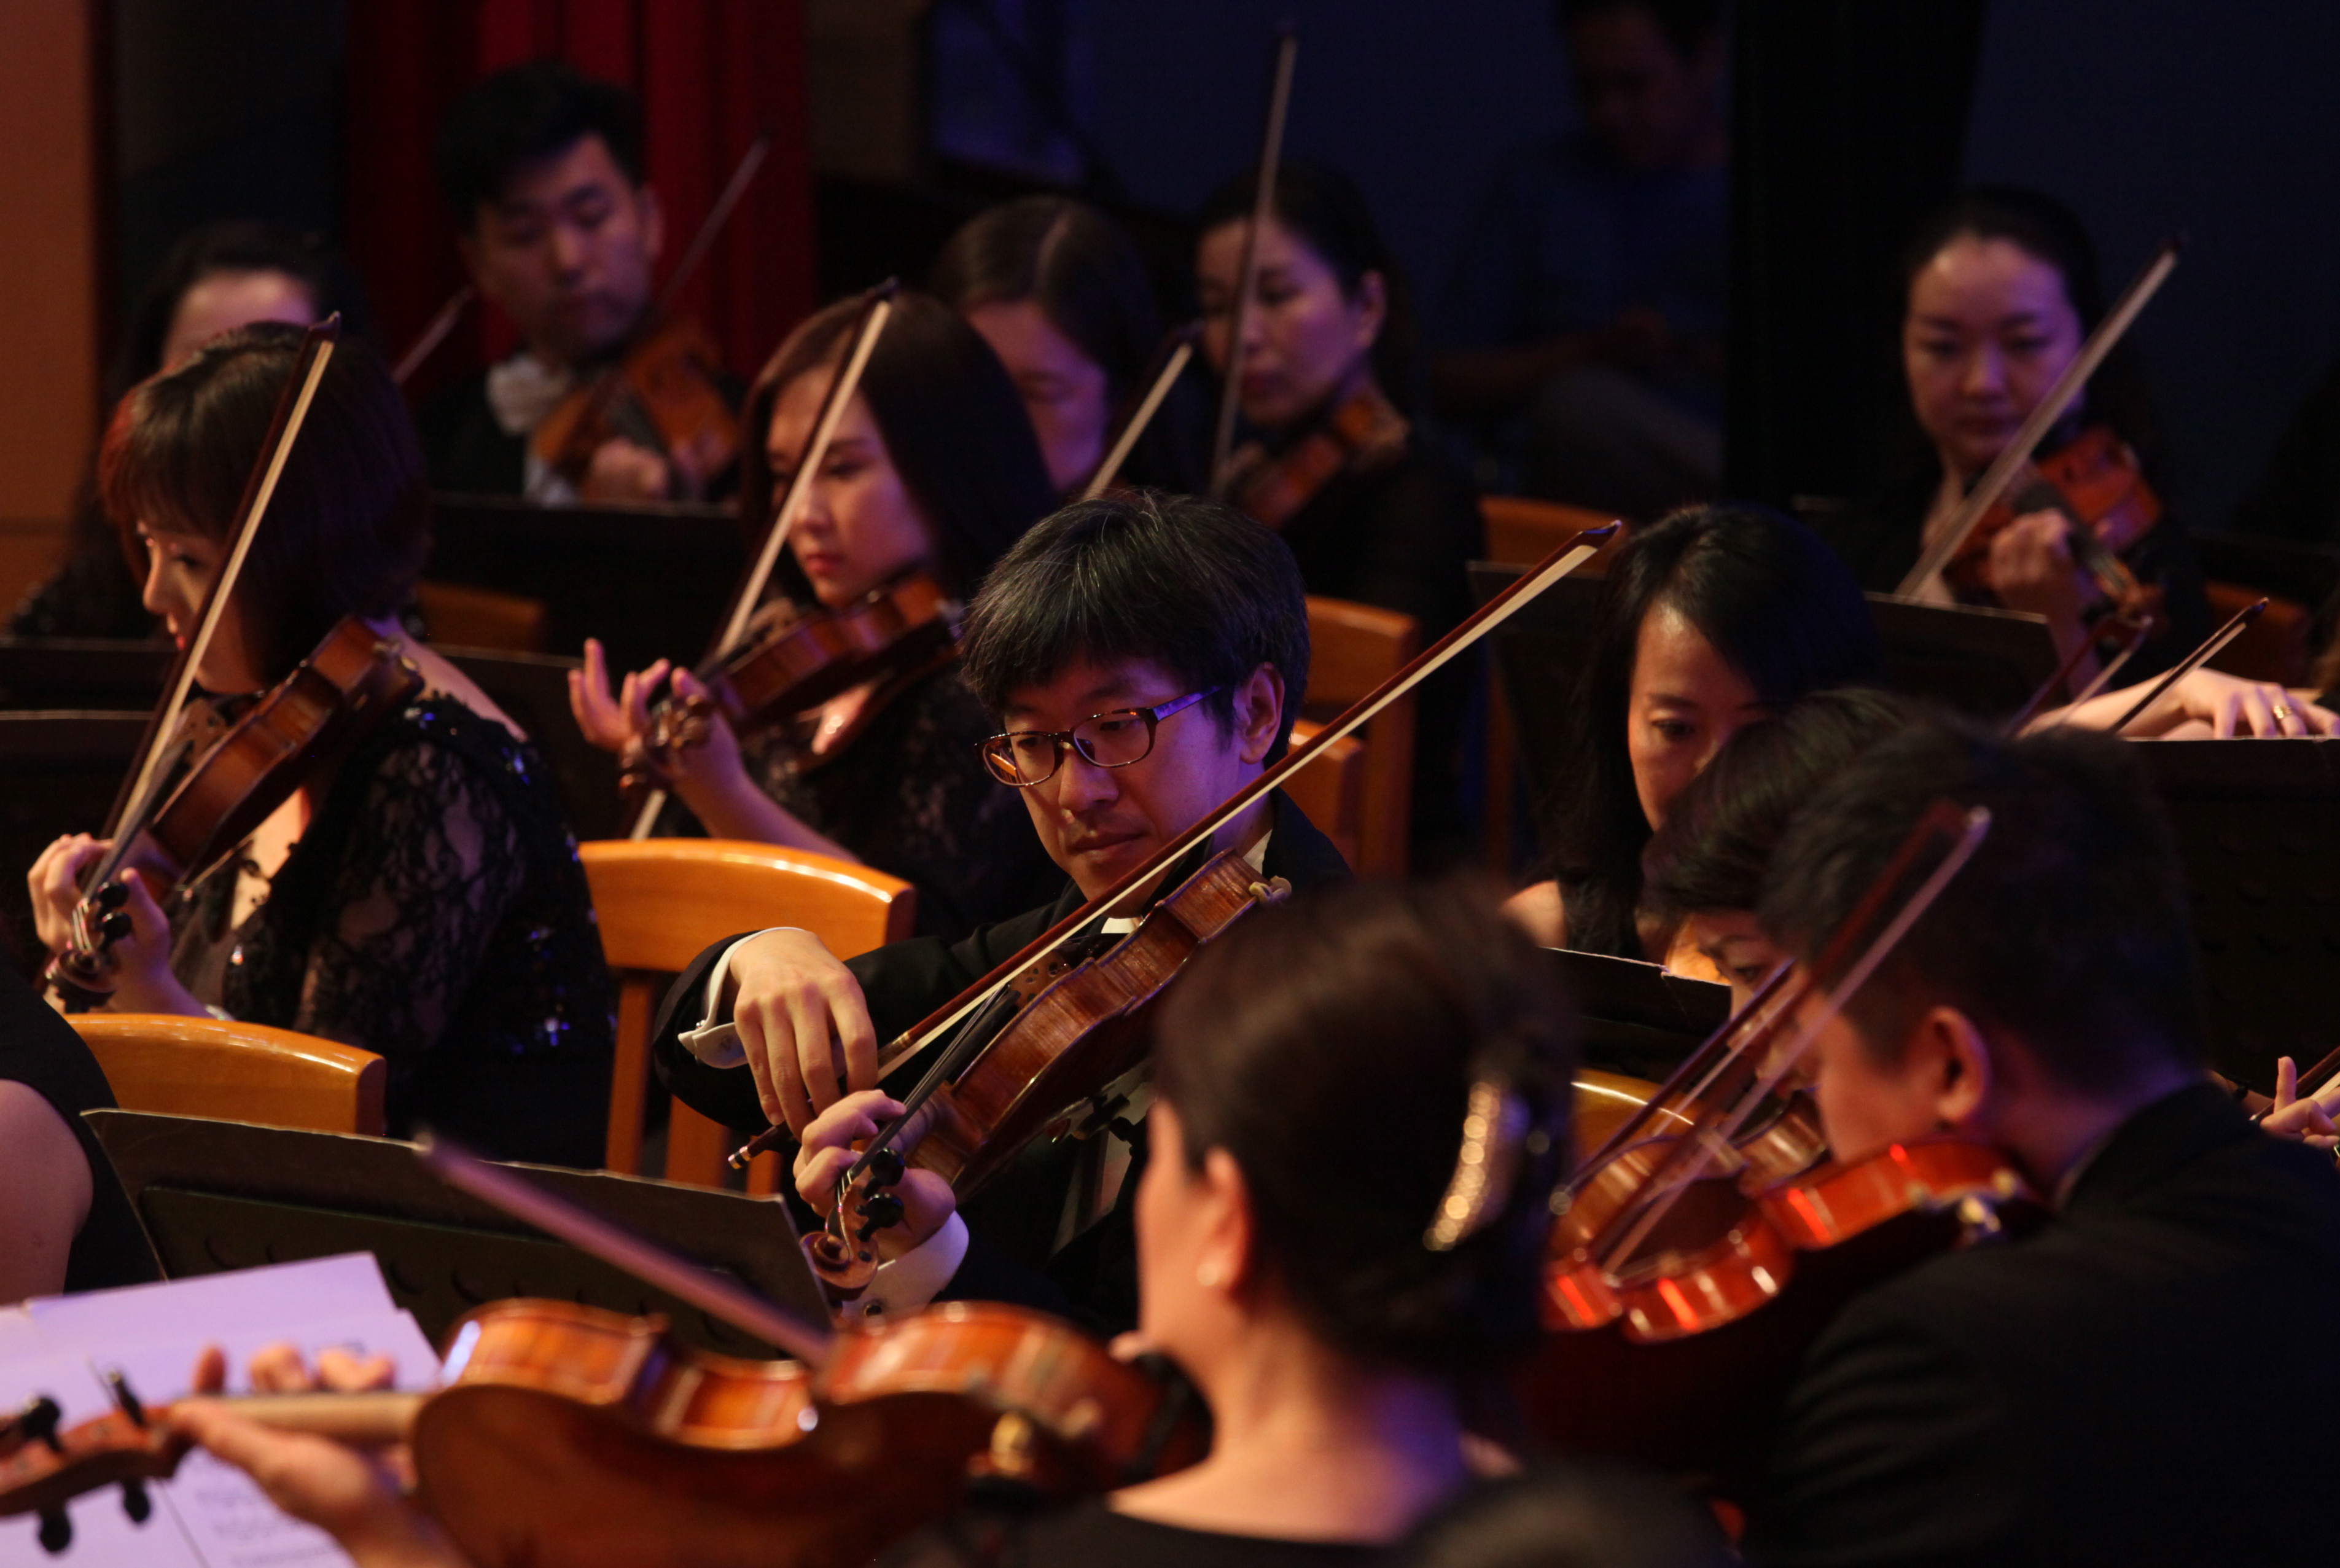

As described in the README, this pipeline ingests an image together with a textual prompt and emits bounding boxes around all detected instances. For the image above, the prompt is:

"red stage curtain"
[344,0,816,407]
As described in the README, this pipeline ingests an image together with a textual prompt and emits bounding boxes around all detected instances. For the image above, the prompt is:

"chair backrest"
[1282,720,1368,874]
[1481,495,1629,575]
[578,839,916,1190]
[415,579,549,653]
[1302,596,1419,877]
[70,1014,385,1136]
[2203,580,2314,687]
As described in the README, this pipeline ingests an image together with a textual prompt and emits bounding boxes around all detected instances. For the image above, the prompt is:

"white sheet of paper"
[24,1255,394,1353]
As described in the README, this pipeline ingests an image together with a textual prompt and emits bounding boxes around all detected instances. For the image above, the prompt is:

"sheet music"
[1,1255,439,1568]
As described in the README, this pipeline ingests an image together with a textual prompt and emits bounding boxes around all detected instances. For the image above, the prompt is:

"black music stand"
[1543,946,1730,1082]
[428,493,746,675]
[2134,739,2340,1091]
[86,1110,829,1355]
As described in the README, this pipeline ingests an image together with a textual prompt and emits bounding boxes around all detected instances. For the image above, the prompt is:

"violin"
[1222,381,1410,531]
[622,282,898,839]
[1519,802,2041,1484]
[45,319,423,1004]
[623,569,961,805]
[527,136,772,499]
[1941,423,2167,632]
[0,1296,1204,1567]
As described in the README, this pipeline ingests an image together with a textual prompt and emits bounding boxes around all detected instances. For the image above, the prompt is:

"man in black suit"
[1742,716,2340,1565]
[650,493,1349,1330]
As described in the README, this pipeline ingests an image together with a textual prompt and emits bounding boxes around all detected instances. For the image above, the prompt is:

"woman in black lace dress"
[26,326,613,1165]
[570,292,1063,940]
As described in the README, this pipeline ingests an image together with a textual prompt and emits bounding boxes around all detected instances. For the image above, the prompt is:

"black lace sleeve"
[276,737,528,1058]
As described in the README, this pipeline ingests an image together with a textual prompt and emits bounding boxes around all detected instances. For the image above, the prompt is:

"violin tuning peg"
[865,1147,906,1188]
[17,1394,63,1452]
[120,1478,153,1524]
[37,1508,72,1554]
[856,1192,907,1239]
[99,913,134,945]
[94,880,131,912]
[106,1370,147,1427]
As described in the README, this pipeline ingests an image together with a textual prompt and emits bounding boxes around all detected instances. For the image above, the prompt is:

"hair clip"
[1424,1077,1529,1252]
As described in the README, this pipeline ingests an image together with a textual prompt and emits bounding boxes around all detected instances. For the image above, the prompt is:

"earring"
[1195,1260,1225,1289]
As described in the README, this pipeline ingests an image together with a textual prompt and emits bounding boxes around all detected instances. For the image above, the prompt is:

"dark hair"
[115,222,365,399]
[435,60,645,227]
[1757,715,2205,1090]
[1154,879,1577,1375]
[1403,1464,1734,1568]
[739,292,1056,603]
[1554,0,1726,59]
[1196,161,1421,416]
[1546,503,1883,958]
[959,490,1311,757]
[1883,186,2165,518]
[99,324,430,680]
[1643,686,1913,919]
[931,197,1161,404]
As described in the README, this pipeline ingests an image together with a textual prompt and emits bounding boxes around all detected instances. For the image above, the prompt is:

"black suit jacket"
[416,374,524,497]
[650,792,1351,1330]
[1744,1083,2340,1567]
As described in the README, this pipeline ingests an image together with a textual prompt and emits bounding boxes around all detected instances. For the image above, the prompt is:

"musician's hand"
[2113,672,2338,739]
[794,1090,957,1257]
[568,639,663,755]
[174,1348,461,1568]
[727,929,880,1136]
[2261,1056,2340,1148]
[657,668,752,802]
[1986,510,2092,636]
[579,437,674,503]
[27,832,105,954]
[101,868,198,1014]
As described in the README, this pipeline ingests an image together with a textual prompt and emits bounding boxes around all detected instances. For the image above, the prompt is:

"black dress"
[738,666,1063,942]
[172,696,615,1165]
[0,965,159,1293]
[1274,435,1485,865]
[884,1499,1390,1568]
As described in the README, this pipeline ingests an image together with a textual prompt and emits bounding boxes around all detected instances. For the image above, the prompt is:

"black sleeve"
[649,897,1072,1131]
[2231,353,2340,544]
[1744,1300,2019,1567]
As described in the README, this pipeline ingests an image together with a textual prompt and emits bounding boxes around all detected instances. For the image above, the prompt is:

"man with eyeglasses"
[650,491,1351,1328]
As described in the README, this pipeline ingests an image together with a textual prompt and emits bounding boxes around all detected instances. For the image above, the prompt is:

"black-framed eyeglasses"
[978,688,1224,787]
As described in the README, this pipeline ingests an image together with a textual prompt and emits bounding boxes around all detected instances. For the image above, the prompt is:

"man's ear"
[1233,663,1285,766]
[1914,1005,1995,1131]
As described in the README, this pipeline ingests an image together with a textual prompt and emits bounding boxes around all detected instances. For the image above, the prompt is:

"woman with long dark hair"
[1195,162,1485,865]
[26,324,612,1165]
[570,291,1063,938]
[1506,502,1883,960]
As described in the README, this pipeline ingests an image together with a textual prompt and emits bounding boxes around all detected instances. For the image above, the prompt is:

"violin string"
[731,521,1620,1171]
[1895,237,2181,598]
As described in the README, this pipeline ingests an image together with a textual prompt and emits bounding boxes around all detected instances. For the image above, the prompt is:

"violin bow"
[416,1133,836,1365]
[1894,236,2182,599]
[96,318,342,873]
[1206,25,1299,502]
[2007,609,2151,733]
[391,284,476,386]
[2104,596,2268,735]
[1080,322,1200,501]
[626,281,899,840]
[1594,803,1994,1276]
[731,519,1621,1170]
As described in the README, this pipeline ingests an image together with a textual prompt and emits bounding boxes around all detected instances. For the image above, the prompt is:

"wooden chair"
[1303,597,1419,877]
[579,839,916,1193]
[1282,720,1369,873]
[2202,580,2314,687]
[1478,497,1631,874]
[69,1014,385,1135]
[416,579,550,653]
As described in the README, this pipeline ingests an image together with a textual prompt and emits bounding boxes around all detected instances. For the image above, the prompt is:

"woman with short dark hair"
[25,324,614,1165]
[1507,502,1882,962]
[569,291,1063,939]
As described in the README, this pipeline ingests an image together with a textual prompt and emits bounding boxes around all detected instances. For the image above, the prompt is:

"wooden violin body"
[2,1297,1203,1568]
[1945,424,2167,629]
[533,316,741,497]
[625,572,958,799]
[49,616,421,999]
[1225,382,1408,529]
